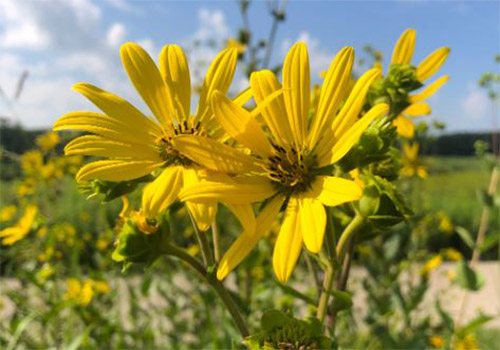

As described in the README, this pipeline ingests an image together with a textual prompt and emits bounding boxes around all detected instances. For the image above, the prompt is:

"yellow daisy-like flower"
[54,43,251,232]
[173,43,388,283]
[35,131,60,153]
[390,29,450,138]
[401,142,428,179]
[0,205,17,223]
[0,205,38,245]
[421,254,442,276]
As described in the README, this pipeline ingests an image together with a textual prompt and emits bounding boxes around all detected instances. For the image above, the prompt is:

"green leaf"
[460,314,494,334]
[456,226,475,249]
[261,310,289,332]
[477,189,494,207]
[455,261,484,291]
[480,234,499,252]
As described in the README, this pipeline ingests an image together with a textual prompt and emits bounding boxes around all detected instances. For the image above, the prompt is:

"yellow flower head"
[35,131,60,152]
[0,205,17,223]
[390,29,450,138]
[0,205,38,245]
[429,335,445,348]
[173,43,389,283]
[401,142,428,179]
[444,248,462,261]
[438,212,454,233]
[53,43,251,232]
[421,254,442,276]
[20,150,43,175]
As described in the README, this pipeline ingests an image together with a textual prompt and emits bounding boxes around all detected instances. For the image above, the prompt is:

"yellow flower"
[444,248,462,261]
[429,335,445,348]
[455,333,479,350]
[390,29,450,138]
[174,43,388,283]
[401,142,428,179]
[35,131,60,152]
[226,38,246,54]
[53,43,251,232]
[438,213,454,233]
[0,205,17,222]
[421,254,442,276]
[0,205,38,245]
[64,278,109,306]
[93,280,111,294]
[20,150,43,175]
[65,278,82,302]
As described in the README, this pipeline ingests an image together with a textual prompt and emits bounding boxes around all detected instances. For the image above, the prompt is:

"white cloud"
[461,86,489,121]
[104,0,134,12]
[107,23,127,48]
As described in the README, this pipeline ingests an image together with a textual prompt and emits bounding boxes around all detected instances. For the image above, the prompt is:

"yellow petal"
[403,142,419,159]
[211,91,273,157]
[64,135,159,160]
[250,70,293,146]
[171,135,263,174]
[182,167,217,231]
[121,42,176,126]
[159,44,191,121]
[311,176,363,207]
[298,197,326,253]
[318,103,389,167]
[273,198,302,283]
[232,87,253,107]
[308,47,354,149]
[416,47,450,82]
[391,29,416,65]
[72,83,163,137]
[76,160,160,182]
[179,176,275,205]
[225,203,256,235]
[54,112,156,146]
[417,167,428,179]
[410,76,450,103]
[142,166,184,218]
[197,48,238,123]
[217,195,284,280]
[403,103,431,117]
[393,115,415,138]
[282,43,310,147]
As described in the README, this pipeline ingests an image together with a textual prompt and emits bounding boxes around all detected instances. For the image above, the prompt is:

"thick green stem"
[336,214,364,259]
[316,263,334,323]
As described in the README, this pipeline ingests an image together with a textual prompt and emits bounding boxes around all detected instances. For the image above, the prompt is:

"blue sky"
[0,0,498,132]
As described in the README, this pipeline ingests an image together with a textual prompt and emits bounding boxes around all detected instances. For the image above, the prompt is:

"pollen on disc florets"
[155,119,204,166]
[265,143,317,196]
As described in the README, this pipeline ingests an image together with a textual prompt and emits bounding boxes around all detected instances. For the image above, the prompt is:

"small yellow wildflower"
[439,213,454,233]
[96,238,109,250]
[444,248,462,261]
[0,205,38,245]
[20,150,43,175]
[37,226,48,238]
[390,29,450,138]
[80,280,94,306]
[93,280,111,294]
[0,205,17,222]
[421,254,442,276]
[226,38,246,54]
[455,333,479,350]
[401,142,428,179]
[36,264,55,283]
[36,131,60,152]
[174,43,388,282]
[65,278,82,302]
[429,335,445,348]
[186,244,200,257]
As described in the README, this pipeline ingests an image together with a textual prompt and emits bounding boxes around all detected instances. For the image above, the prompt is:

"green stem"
[212,222,221,263]
[316,263,334,324]
[187,209,213,266]
[336,214,364,259]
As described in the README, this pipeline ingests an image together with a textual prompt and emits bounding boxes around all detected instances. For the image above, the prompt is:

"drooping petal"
[310,176,363,207]
[197,48,238,123]
[403,103,431,117]
[121,42,176,126]
[217,195,284,280]
[159,44,191,121]
[410,76,450,103]
[416,47,450,82]
[393,115,415,138]
[282,42,310,147]
[232,87,253,107]
[76,160,160,182]
[298,197,326,253]
[273,198,303,283]
[72,83,163,138]
[391,29,416,65]
[179,176,275,205]
[225,203,256,235]
[54,112,155,146]
[182,167,217,232]
[142,166,184,218]
[318,103,389,167]
[211,91,273,157]
[171,135,263,174]
[308,47,354,149]
[250,70,293,146]
[64,135,159,160]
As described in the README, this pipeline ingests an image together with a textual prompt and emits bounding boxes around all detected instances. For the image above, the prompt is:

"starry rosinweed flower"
[53,43,254,232]
[0,205,38,245]
[171,43,389,283]
[389,29,450,138]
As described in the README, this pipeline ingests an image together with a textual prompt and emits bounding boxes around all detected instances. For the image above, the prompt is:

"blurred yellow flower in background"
[390,29,450,138]
[421,254,442,276]
[401,142,428,179]
[0,205,17,222]
[0,205,38,245]
[226,38,246,54]
[429,335,445,348]
[35,131,60,153]
[65,278,110,306]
